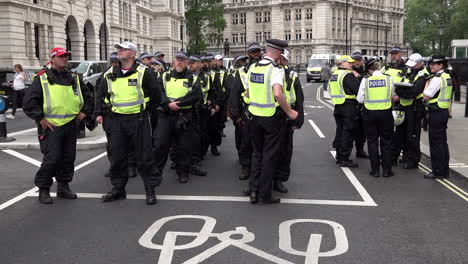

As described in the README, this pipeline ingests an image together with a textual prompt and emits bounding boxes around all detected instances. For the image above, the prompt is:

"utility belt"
[425,102,446,112]
[110,111,149,119]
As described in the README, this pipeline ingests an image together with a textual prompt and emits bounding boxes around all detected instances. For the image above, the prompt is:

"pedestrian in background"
[320,64,332,91]
[7,64,27,119]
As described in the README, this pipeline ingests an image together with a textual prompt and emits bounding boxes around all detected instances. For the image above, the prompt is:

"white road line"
[74,152,107,171]
[0,150,107,212]
[8,127,36,137]
[330,151,377,206]
[24,192,377,206]
[308,120,325,138]
[2,149,41,167]
[315,85,334,110]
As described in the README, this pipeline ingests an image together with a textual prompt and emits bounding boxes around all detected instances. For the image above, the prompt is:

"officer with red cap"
[23,47,93,204]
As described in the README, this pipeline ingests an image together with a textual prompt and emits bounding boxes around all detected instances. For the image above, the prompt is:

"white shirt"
[357,70,394,103]
[424,70,444,98]
[13,72,26,90]
[244,56,285,90]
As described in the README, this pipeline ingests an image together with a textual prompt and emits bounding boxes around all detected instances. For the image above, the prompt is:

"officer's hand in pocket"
[287,110,298,120]
[169,102,181,111]
[40,119,54,131]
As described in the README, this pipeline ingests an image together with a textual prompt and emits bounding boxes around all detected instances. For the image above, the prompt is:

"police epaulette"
[36,70,46,76]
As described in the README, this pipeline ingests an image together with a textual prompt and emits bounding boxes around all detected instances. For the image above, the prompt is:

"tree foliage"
[185,0,225,55]
[404,0,468,56]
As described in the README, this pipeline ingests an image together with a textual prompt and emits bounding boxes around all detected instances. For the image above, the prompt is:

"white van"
[306,54,337,82]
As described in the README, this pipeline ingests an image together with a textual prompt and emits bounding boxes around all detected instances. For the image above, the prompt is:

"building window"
[306,29,312,39]
[263,31,270,40]
[295,31,302,40]
[149,18,152,35]
[255,12,262,23]
[240,32,246,43]
[232,33,239,43]
[143,16,147,35]
[256,32,262,42]
[264,11,270,23]
[284,30,291,40]
[240,13,246,24]
[295,9,301,21]
[232,14,238,25]
[284,9,291,21]
[306,8,313,20]
[136,14,140,32]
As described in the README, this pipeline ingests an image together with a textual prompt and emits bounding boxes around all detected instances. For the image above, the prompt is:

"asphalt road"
[0,78,467,264]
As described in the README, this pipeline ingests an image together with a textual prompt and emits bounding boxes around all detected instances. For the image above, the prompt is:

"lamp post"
[438,24,445,54]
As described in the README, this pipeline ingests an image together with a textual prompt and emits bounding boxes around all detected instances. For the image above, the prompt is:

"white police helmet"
[393,110,405,126]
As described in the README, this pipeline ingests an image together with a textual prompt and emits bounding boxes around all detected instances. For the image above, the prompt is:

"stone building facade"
[212,0,406,65]
[0,0,185,68]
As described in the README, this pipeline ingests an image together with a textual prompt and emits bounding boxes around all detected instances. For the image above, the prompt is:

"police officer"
[206,54,225,156]
[351,51,369,159]
[394,53,429,169]
[154,51,168,72]
[246,39,298,204]
[139,52,154,67]
[153,51,203,183]
[383,46,407,83]
[357,58,395,177]
[329,56,361,168]
[23,47,93,204]
[95,42,161,205]
[98,52,136,179]
[188,55,209,176]
[423,55,452,179]
[275,49,304,193]
[229,55,251,180]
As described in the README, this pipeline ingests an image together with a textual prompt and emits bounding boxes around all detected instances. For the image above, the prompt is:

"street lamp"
[438,24,445,54]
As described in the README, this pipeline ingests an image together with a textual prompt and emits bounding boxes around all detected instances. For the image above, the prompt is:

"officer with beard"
[153,51,203,183]
[275,49,304,193]
[351,51,369,159]
[393,53,429,169]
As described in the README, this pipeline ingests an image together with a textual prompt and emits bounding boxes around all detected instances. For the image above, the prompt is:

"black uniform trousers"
[234,117,253,170]
[153,110,193,176]
[354,116,366,151]
[208,108,224,147]
[334,102,359,162]
[249,113,283,200]
[428,108,450,177]
[102,111,136,170]
[197,107,210,159]
[275,119,294,182]
[35,119,77,189]
[362,108,394,173]
[109,112,160,190]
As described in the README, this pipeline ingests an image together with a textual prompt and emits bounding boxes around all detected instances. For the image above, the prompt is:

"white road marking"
[0,150,107,212]
[315,85,334,110]
[330,151,377,206]
[308,120,325,138]
[7,127,36,137]
[305,105,324,109]
[25,192,378,207]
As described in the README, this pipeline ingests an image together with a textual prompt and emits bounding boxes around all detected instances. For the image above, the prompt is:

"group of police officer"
[24,38,304,205]
[330,46,453,179]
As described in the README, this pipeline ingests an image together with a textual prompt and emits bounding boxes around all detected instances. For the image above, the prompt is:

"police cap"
[265,39,288,51]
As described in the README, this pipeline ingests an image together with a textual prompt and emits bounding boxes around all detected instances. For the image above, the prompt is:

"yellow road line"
[443,179,468,197]
[436,179,468,202]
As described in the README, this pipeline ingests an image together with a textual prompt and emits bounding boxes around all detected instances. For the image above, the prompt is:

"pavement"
[0,78,466,264]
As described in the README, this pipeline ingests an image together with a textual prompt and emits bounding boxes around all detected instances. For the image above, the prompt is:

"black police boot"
[102,189,126,202]
[239,167,250,180]
[145,187,157,205]
[423,172,446,179]
[356,149,369,158]
[250,191,257,204]
[38,188,53,204]
[104,170,111,178]
[128,165,137,178]
[170,161,176,170]
[211,145,220,156]
[257,196,281,205]
[178,172,189,184]
[56,182,77,199]
[403,162,418,169]
[273,181,288,193]
[242,187,251,196]
[383,171,394,177]
[339,160,358,168]
[369,169,380,177]
[190,163,208,176]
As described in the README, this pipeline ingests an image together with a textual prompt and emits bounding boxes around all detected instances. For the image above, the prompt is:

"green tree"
[404,0,468,56]
[185,0,225,55]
